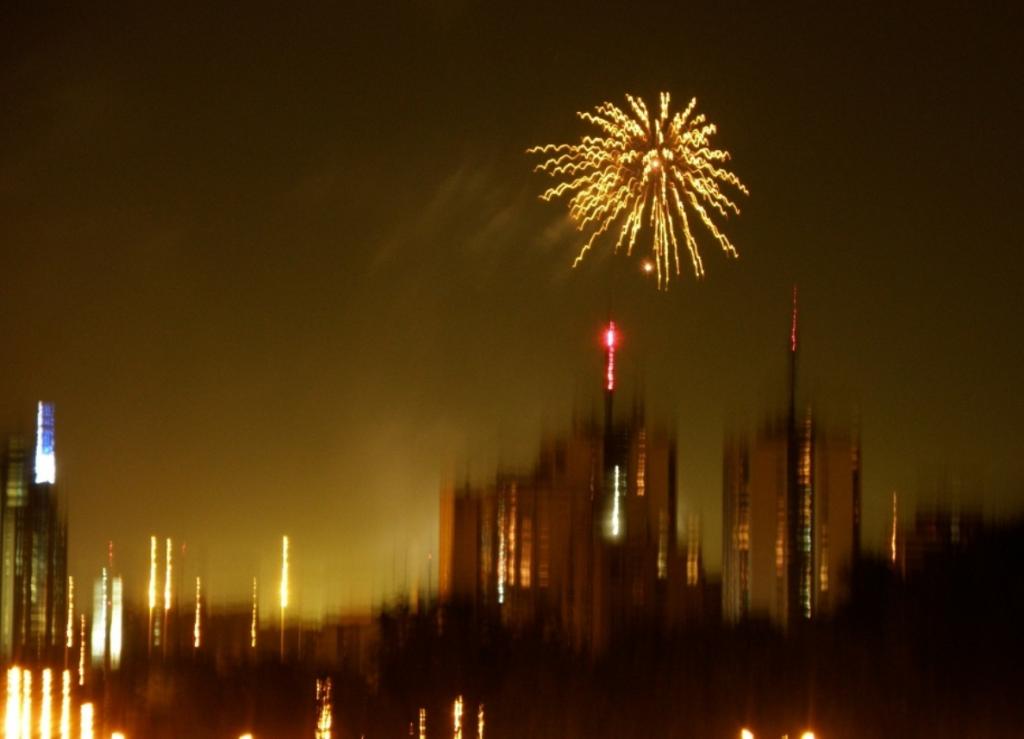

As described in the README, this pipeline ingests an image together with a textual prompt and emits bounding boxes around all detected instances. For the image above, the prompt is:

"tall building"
[0,402,69,661]
[722,294,860,628]
[440,322,705,651]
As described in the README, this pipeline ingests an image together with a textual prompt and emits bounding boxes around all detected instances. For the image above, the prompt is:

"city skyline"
[2,3,1022,613]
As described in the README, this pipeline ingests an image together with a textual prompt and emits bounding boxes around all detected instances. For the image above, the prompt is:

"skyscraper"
[440,322,691,650]
[722,297,860,628]
[0,402,69,661]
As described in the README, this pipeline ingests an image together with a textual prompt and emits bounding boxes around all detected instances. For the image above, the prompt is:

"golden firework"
[528,92,748,288]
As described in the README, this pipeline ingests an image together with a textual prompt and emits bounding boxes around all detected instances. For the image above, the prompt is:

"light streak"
[59,671,70,739]
[110,577,123,669]
[164,539,172,612]
[418,708,426,739]
[5,667,20,739]
[35,402,56,484]
[66,576,75,648]
[528,92,748,289]
[79,702,93,739]
[315,678,332,739]
[477,703,484,739]
[251,577,258,649]
[78,616,85,686]
[891,491,898,565]
[111,734,125,739]
[193,577,202,649]
[40,668,52,739]
[148,537,157,653]
[21,669,31,739]
[91,570,107,669]
[611,465,622,538]
[605,322,617,391]
[453,695,463,739]
[280,536,289,660]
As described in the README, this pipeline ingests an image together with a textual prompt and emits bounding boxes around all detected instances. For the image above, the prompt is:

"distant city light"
[34,402,55,484]
[20,668,31,739]
[477,703,485,739]
[193,577,202,649]
[78,616,85,686]
[80,702,94,739]
[453,695,463,739]
[604,322,617,391]
[800,732,816,739]
[110,577,123,669]
[418,708,426,739]
[60,670,70,739]
[740,729,754,739]
[280,536,289,659]
[91,570,108,668]
[611,465,622,538]
[66,577,74,650]
[40,668,52,739]
[251,577,258,649]
[315,678,332,739]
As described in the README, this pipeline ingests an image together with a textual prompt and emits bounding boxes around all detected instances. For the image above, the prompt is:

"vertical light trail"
[250,577,258,650]
[110,578,123,669]
[40,668,52,739]
[611,466,622,538]
[20,669,30,739]
[79,702,93,739]
[453,696,463,739]
[59,670,70,739]
[66,576,74,651]
[163,538,172,656]
[315,678,332,739]
[477,703,484,739]
[890,491,899,565]
[279,536,289,660]
[6,667,21,739]
[77,616,85,686]
[148,536,157,654]
[605,322,617,391]
[193,577,201,650]
[418,708,426,739]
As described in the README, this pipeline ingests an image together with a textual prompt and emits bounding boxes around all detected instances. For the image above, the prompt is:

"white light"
[110,577,123,669]
[35,402,56,484]
[80,703,94,739]
[91,571,107,668]
[611,465,622,538]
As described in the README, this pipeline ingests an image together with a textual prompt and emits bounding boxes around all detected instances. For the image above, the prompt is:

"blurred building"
[0,401,69,661]
[722,294,861,628]
[440,322,710,651]
[894,506,984,577]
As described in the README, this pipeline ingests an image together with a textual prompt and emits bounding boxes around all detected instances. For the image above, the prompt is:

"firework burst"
[528,92,748,288]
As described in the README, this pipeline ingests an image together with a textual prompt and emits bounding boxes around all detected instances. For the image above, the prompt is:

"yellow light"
[78,615,86,686]
[418,708,426,739]
[193,577,202,649]
[528,92,748,289]
[6,667,21,739]
[80,703,94,739]
[112,734,126,739]
[66,576,75,650]
[315,678,332,739]
[59,670,70,739]
[148,536,157,612]
[21,668,31,739]
[164,539,172,612]
[280,536,289,610]
[800,733,816,739]
[251,577,258,650]
[740,730,754,739]
[239,735,254,739]
[40,668,52,739]
[477,703,484,739]
[453,695,463,739]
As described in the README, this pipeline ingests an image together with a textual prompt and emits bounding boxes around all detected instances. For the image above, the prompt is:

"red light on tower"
[604,321,618,391]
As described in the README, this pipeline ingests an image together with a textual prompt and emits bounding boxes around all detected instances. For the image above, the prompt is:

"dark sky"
[2,3,1022,614]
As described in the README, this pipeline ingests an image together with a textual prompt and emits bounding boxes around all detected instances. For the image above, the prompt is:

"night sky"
[2,3,1022,614]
